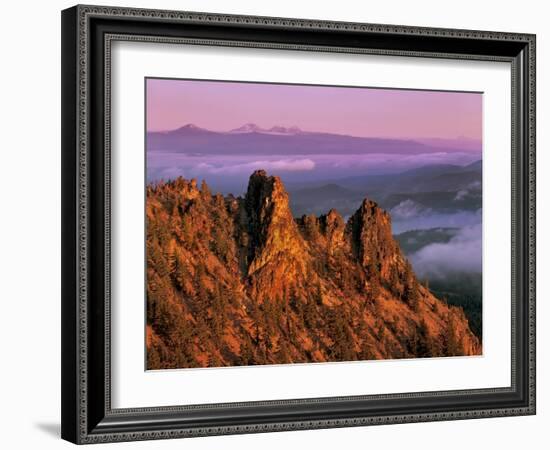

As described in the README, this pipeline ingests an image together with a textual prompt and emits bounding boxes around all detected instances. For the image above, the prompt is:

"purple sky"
[146,78,482,141]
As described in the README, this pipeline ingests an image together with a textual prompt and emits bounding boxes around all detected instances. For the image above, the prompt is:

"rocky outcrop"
[146,171,481,369]
[244,171,311,300]
[348,199,405,280]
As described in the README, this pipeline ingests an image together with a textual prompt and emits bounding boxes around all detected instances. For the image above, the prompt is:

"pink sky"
[146,78,482,141]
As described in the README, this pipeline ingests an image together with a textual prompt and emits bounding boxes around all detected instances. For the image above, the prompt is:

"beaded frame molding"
[61,4,536,444]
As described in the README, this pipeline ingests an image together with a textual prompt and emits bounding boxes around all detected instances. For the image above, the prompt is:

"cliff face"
[244,171,312,301]
[146,171,481,369]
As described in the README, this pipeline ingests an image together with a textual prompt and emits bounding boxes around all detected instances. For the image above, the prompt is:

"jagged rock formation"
[146,171,481,369]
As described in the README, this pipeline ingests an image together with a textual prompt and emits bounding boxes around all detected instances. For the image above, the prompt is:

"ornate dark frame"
[61,4,536,444]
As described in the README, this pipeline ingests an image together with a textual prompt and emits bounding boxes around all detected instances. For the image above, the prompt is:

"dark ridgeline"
[146,170,480,369]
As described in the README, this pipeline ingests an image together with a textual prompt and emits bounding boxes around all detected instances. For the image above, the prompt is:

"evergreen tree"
[240,334,255,365]
[414,320,431,357]
[276,338,291,363]
[403,263,420,311]
[444,315,460,356]
[200,179,211,201]
[211,284,227,343]
[327,309,355,361]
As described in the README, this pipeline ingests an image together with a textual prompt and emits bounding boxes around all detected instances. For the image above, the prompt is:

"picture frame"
[61,4,536,444]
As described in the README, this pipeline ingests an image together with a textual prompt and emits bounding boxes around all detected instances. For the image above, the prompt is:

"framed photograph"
[61,5,536,444]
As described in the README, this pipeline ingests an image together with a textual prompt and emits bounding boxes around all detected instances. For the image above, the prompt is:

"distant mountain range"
[147,123,481,155]
[327,160,482,192]
[288,160,482,218]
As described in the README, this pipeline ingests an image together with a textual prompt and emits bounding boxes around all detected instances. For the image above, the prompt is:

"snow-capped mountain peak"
[229,123,303,135]
[267,125,303,135]
[229,123,264,133]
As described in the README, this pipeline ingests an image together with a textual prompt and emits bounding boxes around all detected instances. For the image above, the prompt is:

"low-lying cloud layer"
[147,151,481,184]
[409,223,482,279]
[196,158,316,174]
[392,209,481,234]
[390,200,432,220]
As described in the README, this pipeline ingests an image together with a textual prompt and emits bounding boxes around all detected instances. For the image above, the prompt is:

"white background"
[112,42,511,408]
[0,0,546,449]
